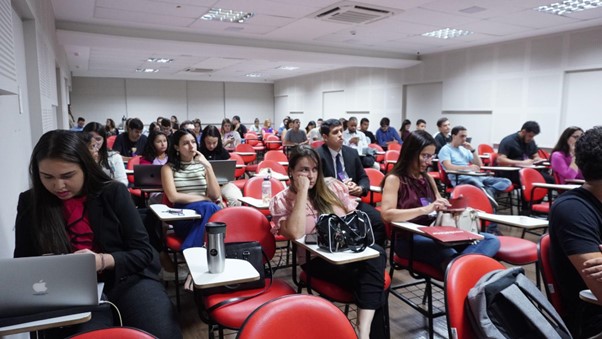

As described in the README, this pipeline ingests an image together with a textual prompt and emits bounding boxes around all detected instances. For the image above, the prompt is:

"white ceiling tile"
[392,7,481,28]
[94,7,197,27]
[96,0,208,18]
[213,0,319,17]
[489,8,579,28]
[460,20,533,36]
[192,57,243,69]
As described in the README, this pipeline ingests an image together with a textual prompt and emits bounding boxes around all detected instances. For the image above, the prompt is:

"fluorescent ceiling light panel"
[535,0,602,15]
[276,66,299,70]
[147,58,173,63]
[201,8,254,23]
[421,28,474,39]
[136,68,159,73]
[245,73,262,77]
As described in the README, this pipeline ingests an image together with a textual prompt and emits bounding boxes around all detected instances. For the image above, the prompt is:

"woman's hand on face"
[294,174,310,193]
[194,151,210,167]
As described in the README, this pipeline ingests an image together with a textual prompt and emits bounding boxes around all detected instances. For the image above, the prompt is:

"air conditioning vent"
[314,2,397,24]
[184,68,213,73]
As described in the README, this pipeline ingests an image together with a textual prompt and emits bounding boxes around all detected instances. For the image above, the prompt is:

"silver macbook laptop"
[210,160,236,185]
[0,254,98,319]
[134,164,163,188]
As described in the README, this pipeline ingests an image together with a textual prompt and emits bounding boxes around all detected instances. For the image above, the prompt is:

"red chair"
[437,161,454,197]
[236,295,356,339]
[106,135,117,151]
[381,150,399,173]
[203,207,296,337]
[310,140,324,149]
[256,160,287,176]
[362,168,384,205]
[235,143,258,174]
[244,132,265,153]
[387,143,402,152]
[538,234,566,317]
[444,254,505,339]
[264,150,289,171]
[127,156,143,199]
[242,176,286,217]
[519,168,551,216]
[478,144,495,166]
[229,153,248,191]
[68,327,156,339]
[450,185,540,287]
[538,148,551,160]
[265,134,283,151]
[368,143,385,164]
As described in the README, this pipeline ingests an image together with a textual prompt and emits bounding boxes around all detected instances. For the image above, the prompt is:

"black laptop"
[209,160,236,185]
[133,165,163,188]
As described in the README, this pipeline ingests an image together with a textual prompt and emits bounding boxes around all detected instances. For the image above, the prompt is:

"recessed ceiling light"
[245,73,262,78]
[276,66,299,71]
[147,58,173,63]
[421,28,474,39]
[136,68,159,73]
[534,0,602,15]
[201,8,254,23]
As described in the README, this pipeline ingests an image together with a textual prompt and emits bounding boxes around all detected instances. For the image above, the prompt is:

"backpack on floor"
[466,266,572,339]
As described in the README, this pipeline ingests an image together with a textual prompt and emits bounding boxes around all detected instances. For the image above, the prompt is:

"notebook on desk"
[210,160,236,185]
[134,164,163,188]
[0,254,99,326]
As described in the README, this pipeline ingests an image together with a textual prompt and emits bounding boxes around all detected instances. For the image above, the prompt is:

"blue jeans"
[394,232,500,269]
[173,200,221,250]
[449,174,512,198]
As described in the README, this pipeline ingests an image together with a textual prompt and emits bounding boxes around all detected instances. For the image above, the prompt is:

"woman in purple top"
[551,126,584,184]
[380,130,499,270]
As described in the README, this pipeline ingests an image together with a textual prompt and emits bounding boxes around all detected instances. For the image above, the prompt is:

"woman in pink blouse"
[551,126,583,184]
[269,145,387,339]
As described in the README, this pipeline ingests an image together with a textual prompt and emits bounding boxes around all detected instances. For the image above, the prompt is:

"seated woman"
[140,130,169,165]
[200,125,243,206]
[380,130,500,271]
[551,126,584,184]
[262,119,274,137]
[161,129,222,250]
[82,122,127,186]
[221,118,241,149]
[269,145,387,339]
[14,130,181,338]
[249,118,262,134]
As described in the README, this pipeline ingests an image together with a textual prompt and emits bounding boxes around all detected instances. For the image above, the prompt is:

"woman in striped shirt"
[161,129,222,250]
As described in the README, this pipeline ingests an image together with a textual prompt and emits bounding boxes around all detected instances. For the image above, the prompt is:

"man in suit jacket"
[316,118,386,247]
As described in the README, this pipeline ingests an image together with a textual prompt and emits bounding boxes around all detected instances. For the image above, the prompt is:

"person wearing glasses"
[82,122,128,186]
[550,126,584,184]
[380,130,500,271]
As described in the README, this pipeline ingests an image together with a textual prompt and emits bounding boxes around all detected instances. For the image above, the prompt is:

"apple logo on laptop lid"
[32,279,48,295]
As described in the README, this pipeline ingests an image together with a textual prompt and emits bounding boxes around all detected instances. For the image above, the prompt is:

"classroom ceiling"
[51,0,602,83]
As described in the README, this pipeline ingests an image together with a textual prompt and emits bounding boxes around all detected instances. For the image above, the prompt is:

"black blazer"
[316,144,370,197]
[14,182,159,290]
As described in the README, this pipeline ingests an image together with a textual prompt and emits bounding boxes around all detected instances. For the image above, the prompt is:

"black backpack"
[466,267,572,339]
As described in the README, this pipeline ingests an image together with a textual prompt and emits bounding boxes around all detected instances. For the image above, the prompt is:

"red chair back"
[244,132,259,147]
[237,295,356,339]
[127,155,142,184]
[444,254,505,339]
[256,160,287,176]
[538,148,550,160]
[106,135,117,151]
[265,134,282,150]
[450,185,492,230]
[362,168,384,204]
[538,234,566,316]
[264,150,288,163]
[478,144,495,165]
[438,160,453,188]
[368,143,385,163]
[235,143,257,164]
[310,140,324,149]
[68,327,156,339]
[519,168,547,202]
[208,206,275,261]
[243,176,285,199]
[229,153,246,178]
[388,143,402,152]
[383,150,400,173]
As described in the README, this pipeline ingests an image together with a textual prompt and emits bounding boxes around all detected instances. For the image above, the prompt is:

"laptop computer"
[210,160,236,185]
[0,254,98,325]
[134,164,163,188]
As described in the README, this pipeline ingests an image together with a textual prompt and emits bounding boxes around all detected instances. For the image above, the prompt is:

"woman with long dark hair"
[140,130,169,165]
[551,126,584,184]
[380,130,499,269]
[221,118,241,148]
[105,118,119,136]
[269,145,387,339]
[399,119,412,142]
[14,130,181,338]
[83,122,127,186]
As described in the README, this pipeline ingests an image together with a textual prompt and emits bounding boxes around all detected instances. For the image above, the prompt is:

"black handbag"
[205,241,267,294]
[315,210,375,253]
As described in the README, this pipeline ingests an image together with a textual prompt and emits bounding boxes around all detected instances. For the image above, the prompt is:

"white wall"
[70,77,274,127]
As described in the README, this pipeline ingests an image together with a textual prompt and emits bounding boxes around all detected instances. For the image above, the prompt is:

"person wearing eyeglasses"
[550,126,584,184]
[438,126,512,209]
[380,130,500,271]
[82,122,128,186]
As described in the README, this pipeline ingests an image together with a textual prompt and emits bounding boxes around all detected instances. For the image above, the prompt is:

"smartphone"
[305,233,318,244]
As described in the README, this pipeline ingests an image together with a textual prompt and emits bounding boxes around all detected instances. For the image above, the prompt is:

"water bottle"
[262,170,272,204]
[205,222,226,274]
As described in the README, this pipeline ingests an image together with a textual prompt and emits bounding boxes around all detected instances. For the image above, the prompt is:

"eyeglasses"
[420,153,435,161]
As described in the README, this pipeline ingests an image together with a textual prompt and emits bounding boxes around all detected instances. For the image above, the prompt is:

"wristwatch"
[470,149,476,153]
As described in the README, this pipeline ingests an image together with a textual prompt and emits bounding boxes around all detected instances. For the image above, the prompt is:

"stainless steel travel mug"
[205,222,226,273]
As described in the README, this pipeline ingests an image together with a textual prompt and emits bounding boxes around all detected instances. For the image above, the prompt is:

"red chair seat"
[300,271,391,303]
[532,203,550,213]
[393,254,444,281]
[233,179,247,191]
[428,171,440,180]
[165,233,183,251]
[128,187,142,198]
[246,164,258,173]
[494,236,537,264]
[204,279,296,329]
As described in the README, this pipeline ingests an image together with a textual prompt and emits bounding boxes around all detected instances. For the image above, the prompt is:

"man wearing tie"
[315,119,386,247]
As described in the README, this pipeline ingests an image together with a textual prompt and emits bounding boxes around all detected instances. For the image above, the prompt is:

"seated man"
[549,126,602,339]
[343,117,378,169]
[113,117,148,162]
[434,117,451,154]
[375,117,402,150]
[283,118,308,147]
[316,118,386,247]
[439,126,512,208]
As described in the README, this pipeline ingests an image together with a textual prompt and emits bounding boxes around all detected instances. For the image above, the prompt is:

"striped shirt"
[171,161,207,196]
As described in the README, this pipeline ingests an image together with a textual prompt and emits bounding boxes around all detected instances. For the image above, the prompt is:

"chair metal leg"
[172,251,181,311]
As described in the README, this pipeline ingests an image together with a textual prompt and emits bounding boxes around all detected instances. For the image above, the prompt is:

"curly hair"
[575,126,602,181]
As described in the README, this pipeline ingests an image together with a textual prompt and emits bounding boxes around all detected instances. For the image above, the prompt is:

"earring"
[176,151,180,157]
